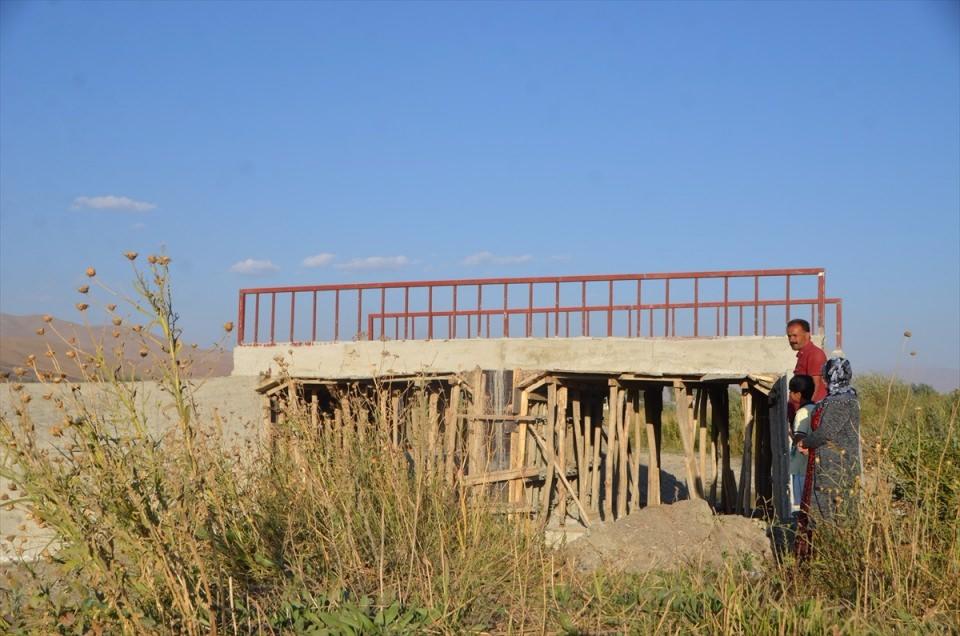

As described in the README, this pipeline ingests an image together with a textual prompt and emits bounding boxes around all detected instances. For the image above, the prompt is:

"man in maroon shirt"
[787,319,828,414]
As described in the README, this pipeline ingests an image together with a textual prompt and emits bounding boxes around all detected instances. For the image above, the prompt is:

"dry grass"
[1,257,958,634]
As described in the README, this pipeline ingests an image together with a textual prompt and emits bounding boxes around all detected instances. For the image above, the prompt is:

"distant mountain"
[0,313,232,380]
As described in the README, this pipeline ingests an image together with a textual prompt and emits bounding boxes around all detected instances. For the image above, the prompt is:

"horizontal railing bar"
[368,297,842,320]
[238,267,825,295]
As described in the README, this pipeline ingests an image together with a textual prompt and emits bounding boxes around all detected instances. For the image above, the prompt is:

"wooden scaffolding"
[257,369,781,525]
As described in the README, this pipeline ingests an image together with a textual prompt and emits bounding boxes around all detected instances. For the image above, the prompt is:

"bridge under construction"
[232,267,843,527]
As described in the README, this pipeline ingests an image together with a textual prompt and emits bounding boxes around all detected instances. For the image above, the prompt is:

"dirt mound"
[565,499,771,574]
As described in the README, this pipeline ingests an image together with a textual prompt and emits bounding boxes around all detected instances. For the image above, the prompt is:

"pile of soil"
[565,499,771,574]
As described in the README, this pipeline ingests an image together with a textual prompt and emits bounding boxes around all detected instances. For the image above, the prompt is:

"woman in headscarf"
[795,357,863,559]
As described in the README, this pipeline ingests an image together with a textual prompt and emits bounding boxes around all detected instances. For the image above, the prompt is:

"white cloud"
[72,195,156,212]
[229,258,280,275]
[334,255,410,271]
[461,251,533,266]
[302,253,335,268]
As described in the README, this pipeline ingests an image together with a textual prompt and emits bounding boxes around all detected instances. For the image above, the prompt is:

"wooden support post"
[604,383,619,520]
[530,429,591,527]
[571,391,584,500]
[643,386,662,507]
[542,382,558,517]
[755,391,772,515]
[513,389,530,506]
[390,393,400,448]
[697,389,708,497]
[445,384,462,482]
[631,390,642,513]
[674,383,703,499]
[468,370,485,479]
[616,386,629,520]
[737,384,754,515]
[427,390,439,473]
[709,386,736,513]
[557,386,569,524]
[310,390,319,430]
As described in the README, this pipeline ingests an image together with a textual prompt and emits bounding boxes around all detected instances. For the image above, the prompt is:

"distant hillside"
[0,313,232,380]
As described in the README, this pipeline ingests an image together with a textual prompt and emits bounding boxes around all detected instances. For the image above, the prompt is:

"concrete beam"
[232,336,799,379]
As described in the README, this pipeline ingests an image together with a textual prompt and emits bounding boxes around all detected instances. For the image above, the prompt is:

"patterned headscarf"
[822,356,856,397]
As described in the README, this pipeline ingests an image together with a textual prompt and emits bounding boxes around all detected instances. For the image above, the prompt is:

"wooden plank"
[542,381,557,517]
[643,387,662,507]
[310,391,319,430]
[467,369,485,479]
[513,389,531,506]
[445,384,462,482]
[427,390,439,473]
[590,410,602,513]
[631,390,642,513]
[755,392,772,514]
[616,387,628,519]
[557,386,569,524]
[463,465,542,486]
[697,389,708,497]
[673,383,702,499]
[604,384,618,520]
[530,428,592,527]
[571,390,584,500]
[390,393,400,448]
[737,384,754,515]
[469,414,543,422]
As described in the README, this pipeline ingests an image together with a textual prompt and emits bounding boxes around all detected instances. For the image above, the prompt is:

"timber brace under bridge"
[232,267,843,528]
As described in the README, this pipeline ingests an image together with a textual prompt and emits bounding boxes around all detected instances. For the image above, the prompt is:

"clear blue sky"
[1,1,958,388]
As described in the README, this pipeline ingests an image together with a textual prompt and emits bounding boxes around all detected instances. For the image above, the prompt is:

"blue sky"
[1,1,958,387]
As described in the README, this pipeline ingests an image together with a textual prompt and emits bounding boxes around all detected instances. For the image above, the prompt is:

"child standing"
[788,374,816,513]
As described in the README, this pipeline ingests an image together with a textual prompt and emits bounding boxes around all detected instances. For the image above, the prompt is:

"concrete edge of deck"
[232,336,803,379]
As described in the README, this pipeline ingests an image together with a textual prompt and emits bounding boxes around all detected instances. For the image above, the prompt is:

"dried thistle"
[223,321,234,333]
[75,303,89,312]
[106,304,117,312]
[42,314,53,323]
[139,347,149,358]
[77,285,90,294]
[124,251,138,260]
[85,267,96,277]
[112,317,122,326]
[36,327,45,336]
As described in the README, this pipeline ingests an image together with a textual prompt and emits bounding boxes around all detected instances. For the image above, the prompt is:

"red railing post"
[785,275,791,323]
[254,293,260,344]
[334,289,340,342]
[237,291,245,345]
[503,283,509,337]
[554,281,560,337]
[270,292,276,345]
[289,292,296,343]
[452,285,458,338]
[835,300,843,350]
[664,280,670,337]
[753,276,759,336]
[817,271,826,338]
[380,288,386,340]
[404,287,409,339]
[693,278,699,337]
[607,280,614,337]
[358,289,366,340]
[428,286,433,340]
[311,290,317,343]
[528,282,534,337]
[723,276,729,336]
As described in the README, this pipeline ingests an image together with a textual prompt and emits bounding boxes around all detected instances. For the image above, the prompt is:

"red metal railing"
[237,268,843,349]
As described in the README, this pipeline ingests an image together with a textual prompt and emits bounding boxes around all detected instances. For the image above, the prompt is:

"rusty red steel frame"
[237,267,843,349]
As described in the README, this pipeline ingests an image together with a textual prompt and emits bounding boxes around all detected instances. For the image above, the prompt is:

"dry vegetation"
[1,258,957,634]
